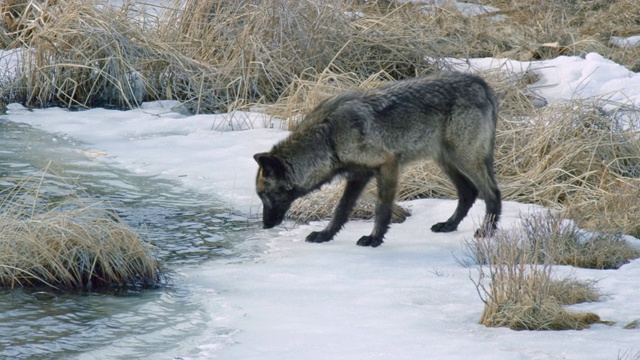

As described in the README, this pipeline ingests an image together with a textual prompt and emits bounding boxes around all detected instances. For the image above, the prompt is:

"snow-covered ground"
[2,52,640,359]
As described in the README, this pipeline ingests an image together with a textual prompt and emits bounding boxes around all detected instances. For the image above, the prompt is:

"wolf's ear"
[254,152,286,178]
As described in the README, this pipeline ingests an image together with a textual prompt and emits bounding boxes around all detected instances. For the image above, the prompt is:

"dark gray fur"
[254,72,501,247]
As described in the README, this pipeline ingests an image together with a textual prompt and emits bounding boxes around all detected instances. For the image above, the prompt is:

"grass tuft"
[0,166,160,290]
[466,210,640,330]
[465,220,605,330]
[520,211,640,270]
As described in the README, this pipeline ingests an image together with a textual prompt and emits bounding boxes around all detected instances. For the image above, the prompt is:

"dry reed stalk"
[1,0,58,47]
[0,166,159,290]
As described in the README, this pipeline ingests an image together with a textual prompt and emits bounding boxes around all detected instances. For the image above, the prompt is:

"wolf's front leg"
[306,177,371,244]
[357,158,398,247]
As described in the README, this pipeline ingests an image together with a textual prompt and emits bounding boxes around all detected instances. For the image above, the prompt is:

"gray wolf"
[254,72,501,247]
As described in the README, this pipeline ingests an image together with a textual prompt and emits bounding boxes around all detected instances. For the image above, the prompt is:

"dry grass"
[569,180,640,239]
[619,350,640,360]
[154,0,454,113]
[520,211,640,270]
[465,222,605,330]
[478,0,640,71]
[0,167,160,290]
[400,94,640,209]
[4,0,639,110]
[2,1,639,238]
[466,210,640,330]
[1,0,446,112]
[3,0,159,109]
[288,178,411,224]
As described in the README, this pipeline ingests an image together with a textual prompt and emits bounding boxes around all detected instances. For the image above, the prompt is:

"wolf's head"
[253,152,301,228]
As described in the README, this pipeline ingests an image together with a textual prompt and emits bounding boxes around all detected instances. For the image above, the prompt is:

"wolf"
[253,72,501,247]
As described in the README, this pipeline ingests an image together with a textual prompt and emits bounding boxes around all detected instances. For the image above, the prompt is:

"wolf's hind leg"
[357,158,398,247]
[473,159,501,237]
[431,162,479,233]
[306,177,371,243]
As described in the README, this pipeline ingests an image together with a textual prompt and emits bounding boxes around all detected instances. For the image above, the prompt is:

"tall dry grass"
[3,0,157,109]
[477,0,640,71]
[154,0,453,112]
[4,0,638,110]
[1,0,445,111]
[465,220,604,330]
[0,167,160,290]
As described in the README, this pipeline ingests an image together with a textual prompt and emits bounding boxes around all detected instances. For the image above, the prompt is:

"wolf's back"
[327,73,497,165]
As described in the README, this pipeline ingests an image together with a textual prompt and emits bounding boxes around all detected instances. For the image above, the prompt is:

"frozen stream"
[0,119,265,359]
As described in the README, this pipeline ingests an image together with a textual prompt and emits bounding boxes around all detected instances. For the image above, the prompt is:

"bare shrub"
[0,166,160,290]
[465,225,603,330]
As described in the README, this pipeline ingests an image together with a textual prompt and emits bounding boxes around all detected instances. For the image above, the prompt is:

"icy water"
[0,119,264,359]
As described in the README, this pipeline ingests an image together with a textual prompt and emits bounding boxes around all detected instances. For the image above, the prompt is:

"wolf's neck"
[275,135,337,193]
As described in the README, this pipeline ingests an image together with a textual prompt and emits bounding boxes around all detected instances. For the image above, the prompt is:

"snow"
[611,35,640,48]
[0,48,22,79]
[400,0,500,17]
[2,52,640,359]
[449,53,640,108]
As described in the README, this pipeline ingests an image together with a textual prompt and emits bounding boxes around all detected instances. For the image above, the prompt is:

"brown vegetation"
[2,0,639,110]
[0,167,160,290]
[465,217,605,330]
[519,212,640,270]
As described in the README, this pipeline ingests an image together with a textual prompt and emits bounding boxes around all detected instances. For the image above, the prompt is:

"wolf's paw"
[356,235,384,247]
[430,221,458,233]
[306,231,334,243]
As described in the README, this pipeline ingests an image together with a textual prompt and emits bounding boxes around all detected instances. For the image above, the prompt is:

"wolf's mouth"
[262,208,286,229]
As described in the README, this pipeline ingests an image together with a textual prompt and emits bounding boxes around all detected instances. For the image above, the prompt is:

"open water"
[0,119,263,359]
